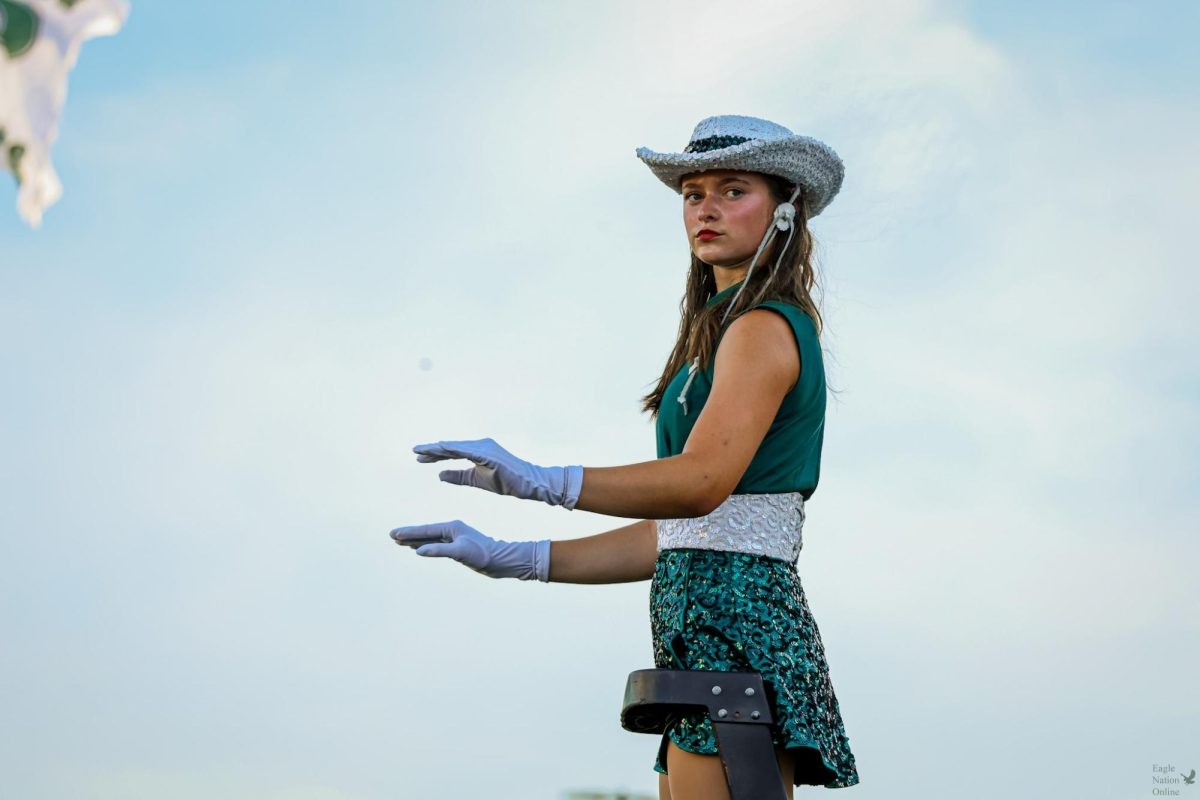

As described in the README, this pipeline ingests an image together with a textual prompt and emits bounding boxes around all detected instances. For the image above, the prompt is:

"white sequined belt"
[656,492,805,563]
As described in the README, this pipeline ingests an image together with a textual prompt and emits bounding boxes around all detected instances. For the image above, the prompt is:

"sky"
[1,1,1198,798]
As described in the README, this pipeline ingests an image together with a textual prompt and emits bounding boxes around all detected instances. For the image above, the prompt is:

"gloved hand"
[390,519,550,582]
[413,437,583,510]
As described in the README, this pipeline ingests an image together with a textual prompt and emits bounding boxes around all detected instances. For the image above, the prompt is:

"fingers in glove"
[436,468,473,485]
[413,442,458,463]
[414,542,455,558]
[413,438,501,465]
[437,464,498,486]
[390,521,454,547]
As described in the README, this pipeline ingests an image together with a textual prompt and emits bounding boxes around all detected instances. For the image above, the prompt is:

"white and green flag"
[0,0,128,227]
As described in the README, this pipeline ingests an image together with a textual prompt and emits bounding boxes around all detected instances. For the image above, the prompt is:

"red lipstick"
[697,230,720,241]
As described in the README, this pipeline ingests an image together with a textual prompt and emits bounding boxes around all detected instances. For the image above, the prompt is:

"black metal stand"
[621,669,788,800]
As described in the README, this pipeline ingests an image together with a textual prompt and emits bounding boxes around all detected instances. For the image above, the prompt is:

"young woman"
[392,115,860,798]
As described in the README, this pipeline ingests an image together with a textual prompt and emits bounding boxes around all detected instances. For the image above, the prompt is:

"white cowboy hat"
[636,114,844,217]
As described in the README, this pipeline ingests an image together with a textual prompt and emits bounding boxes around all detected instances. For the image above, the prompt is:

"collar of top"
[706,280,745,309]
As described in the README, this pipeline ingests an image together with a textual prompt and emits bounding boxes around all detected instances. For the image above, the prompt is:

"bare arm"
[549,519,659,584]
[573,308,800,519]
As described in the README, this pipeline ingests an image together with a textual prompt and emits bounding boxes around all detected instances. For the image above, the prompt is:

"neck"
[712,260,751,293]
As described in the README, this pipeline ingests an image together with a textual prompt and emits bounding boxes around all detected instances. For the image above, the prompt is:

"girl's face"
[681,170,776,268]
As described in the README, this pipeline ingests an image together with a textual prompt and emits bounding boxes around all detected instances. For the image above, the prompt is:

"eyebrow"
[681,176,752,190]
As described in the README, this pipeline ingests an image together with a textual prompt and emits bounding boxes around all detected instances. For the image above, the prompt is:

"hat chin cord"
[676,186,802,415]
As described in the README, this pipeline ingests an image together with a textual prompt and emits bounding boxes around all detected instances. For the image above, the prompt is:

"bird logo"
[1183,768,1195,785]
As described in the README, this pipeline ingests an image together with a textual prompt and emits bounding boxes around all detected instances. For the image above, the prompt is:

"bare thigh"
[658,741,795,800]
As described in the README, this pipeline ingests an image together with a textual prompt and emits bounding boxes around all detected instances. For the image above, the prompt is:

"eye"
[725,187,745,198]
[684,191,702,203]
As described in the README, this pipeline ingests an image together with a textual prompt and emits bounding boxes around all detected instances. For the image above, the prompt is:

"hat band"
[684,135,751,154]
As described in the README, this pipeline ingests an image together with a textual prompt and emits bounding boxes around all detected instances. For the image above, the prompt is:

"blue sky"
[2,2,1198,798]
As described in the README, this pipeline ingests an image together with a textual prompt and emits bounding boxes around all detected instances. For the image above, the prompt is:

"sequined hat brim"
[635,135,844,217]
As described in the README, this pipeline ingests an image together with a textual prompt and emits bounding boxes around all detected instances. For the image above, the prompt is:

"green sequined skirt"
[650,548,860,788]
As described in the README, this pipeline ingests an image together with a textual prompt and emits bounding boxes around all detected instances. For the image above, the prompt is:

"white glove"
[390,519,551,582]
[413,437,583,510]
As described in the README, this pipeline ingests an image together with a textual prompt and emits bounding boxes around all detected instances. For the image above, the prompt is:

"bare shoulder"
[713,307,800,391]
[723,306,797,345]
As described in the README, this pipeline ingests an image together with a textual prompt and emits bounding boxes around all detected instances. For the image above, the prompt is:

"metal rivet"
[717,708,728,718]
[744,687,756,696]
[711,686,722,696]
[751,710,761,720]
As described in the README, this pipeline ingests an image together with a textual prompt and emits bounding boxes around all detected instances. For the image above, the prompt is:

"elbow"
[675,454,735,517]
[688,486,730,518]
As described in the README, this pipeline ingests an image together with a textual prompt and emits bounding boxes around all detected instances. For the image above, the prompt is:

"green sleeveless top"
[655,281,827,500]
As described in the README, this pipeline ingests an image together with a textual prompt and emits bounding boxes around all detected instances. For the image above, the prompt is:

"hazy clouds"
[1,1,1196,798]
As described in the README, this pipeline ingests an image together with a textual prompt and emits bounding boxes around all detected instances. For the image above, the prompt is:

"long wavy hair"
[641,173,825,417]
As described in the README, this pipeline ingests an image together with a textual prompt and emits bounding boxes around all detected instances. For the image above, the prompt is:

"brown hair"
[640,173,825,417]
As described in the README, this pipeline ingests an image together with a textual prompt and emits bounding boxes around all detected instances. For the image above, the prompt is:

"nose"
[694,194,719,223]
